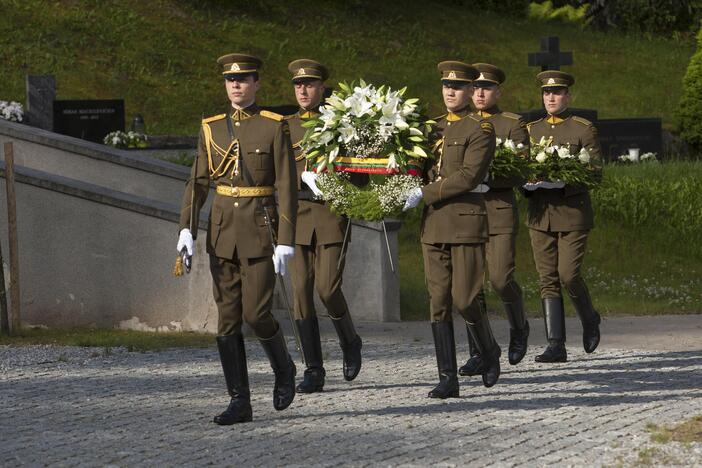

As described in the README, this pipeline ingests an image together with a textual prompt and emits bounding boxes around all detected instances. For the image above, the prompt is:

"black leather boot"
[259,328,297,411]
[535,297,568,363]
[458,327,483,376]
[466,317,501,388]
[569,290,601,353]
[504,297,529,365]
[214,334,253,425]
[295,317,325,393]
[428,321,459,398]
[331,312,362,381]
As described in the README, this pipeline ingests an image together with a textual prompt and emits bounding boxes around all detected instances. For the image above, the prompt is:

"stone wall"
[0,120,402,329]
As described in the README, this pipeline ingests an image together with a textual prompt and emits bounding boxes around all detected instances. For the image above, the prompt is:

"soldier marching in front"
[459,63,530,377]
[176,53,298,424]
[284,59,362,393]
[404,61,501,398]
[525,70,602,363]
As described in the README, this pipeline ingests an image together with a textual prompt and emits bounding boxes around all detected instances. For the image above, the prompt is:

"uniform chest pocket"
[246,143,273,170]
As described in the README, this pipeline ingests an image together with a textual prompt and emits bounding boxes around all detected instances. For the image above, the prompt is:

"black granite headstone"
[25,75,56,131]
[595,118,662,162]
[53,100,125,143]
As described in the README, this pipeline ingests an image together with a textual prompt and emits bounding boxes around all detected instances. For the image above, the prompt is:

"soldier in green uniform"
[176,53,298,424]
[284,59,362,393]
[459,63,530,377]
[524,70,602,363]
[403,61,501,398]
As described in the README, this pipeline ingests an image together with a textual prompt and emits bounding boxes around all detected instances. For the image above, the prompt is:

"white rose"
[557,146,572,159]
[536,151,547,163]
[578,148,591,164]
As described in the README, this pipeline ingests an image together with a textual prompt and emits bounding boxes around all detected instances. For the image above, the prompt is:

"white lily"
[338,123,357,144]
[504,139,516,151]
[496,137,503,145]
[386,153,398,170]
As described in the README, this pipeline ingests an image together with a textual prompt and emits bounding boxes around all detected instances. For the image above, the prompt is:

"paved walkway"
[2,315,702,467]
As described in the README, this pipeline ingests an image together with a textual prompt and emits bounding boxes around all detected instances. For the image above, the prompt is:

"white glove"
[301,171,322,197]
[402,187,423,212]
[470,183,490,193]
[177,228,194,256]
[523,180,565,191]
[272,245,295,276]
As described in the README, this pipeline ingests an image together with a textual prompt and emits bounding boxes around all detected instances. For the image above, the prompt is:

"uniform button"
[234,122,241,127]
[255,149,260,153]
[447,122,452,126]
[551,125,555,128]
[234,202,239,207]
[453,141,458,144]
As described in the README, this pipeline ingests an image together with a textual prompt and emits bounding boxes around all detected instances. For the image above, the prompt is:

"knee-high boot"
[214,334,253,425]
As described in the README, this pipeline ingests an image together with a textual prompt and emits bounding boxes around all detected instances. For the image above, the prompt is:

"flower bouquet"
[489,137,530,180]
[301,80,434,221]
[103,130,147,149]
[526,136,600,189]
[0,100,24,122]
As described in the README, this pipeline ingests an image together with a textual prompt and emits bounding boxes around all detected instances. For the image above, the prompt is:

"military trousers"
[209,253,278,338]
[291,237,349,320]
[485,232,522,304]
[528,228,590,299]
[422,242,486,323]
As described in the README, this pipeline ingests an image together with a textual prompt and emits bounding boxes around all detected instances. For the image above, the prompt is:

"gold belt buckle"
[231,186,240,197]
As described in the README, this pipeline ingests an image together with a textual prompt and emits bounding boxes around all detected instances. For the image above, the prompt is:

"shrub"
[677,25,702,150]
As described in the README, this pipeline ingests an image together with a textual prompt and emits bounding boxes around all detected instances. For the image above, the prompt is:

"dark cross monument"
[528,36,573,71]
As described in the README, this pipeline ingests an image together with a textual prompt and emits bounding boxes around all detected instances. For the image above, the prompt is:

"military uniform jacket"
[287,110,347,246]
[526,110,602,232]
[473,107,530,235]
[179,104,297,259]
[420,109,495,244]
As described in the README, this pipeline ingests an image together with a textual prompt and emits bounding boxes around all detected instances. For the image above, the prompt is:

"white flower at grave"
[578,147,591,164]
[536,151,548,163]
[503,139,517,152]
[496,137,503,146]
[641,152,657,162]
[517,142,525,149]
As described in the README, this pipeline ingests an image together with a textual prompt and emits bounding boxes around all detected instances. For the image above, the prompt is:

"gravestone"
[528,36,573,71]
[53,99,125,143]
[595,118,662,162]
[25,75,56,131]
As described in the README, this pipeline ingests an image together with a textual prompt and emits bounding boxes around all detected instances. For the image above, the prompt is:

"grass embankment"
[400,161,702,320]
[0,328,213,350]
[0,0,694,134]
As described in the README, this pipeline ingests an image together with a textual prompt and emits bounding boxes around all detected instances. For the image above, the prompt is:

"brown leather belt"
[216,185,275,197]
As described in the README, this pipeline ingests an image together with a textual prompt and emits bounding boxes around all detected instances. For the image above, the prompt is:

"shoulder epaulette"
[202,113,226,124]
[572,115,593,126]
[501,111,522,120]
[283,114,296,120]
[260,110,284,121]
[468,114,481,123]
[433,113,447,121]
[527,117,544,128]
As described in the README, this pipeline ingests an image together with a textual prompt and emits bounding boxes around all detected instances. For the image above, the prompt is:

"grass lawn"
[1,0,695,134]
[0,328,214,350]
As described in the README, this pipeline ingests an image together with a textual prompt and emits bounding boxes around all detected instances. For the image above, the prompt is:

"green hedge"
[593,162,702,257]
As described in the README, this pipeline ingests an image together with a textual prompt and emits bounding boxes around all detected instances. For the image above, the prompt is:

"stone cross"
[25,75,56,131]
[528,37,573,71]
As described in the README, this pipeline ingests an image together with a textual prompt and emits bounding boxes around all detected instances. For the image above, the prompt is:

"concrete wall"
[0,124,402,327]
